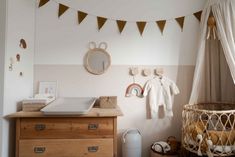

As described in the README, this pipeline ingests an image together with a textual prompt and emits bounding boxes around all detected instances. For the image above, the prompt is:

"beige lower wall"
[34,64,195,157]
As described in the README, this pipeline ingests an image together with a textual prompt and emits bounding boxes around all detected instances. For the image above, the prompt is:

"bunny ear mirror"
[84,42,111,75]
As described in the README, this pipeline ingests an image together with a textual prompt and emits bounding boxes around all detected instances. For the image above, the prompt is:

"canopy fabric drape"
[189,0,235,104]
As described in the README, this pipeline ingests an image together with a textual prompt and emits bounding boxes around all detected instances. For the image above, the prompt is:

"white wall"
[35,0,205,66]
[0,0,7,155]
[1,0,35,157]
[34,64,194,157]
[34,0,205,157]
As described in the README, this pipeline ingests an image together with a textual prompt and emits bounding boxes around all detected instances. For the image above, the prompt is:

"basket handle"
[122,128,141,143]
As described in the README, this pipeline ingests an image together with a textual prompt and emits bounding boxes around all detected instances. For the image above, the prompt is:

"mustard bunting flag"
[156,20,166,34]
[38,1,202,35]
[194,11,202,22]
[136,22,146,36]
[116,20,127,34]
[58,4,69,18]
[97,17,107,30]
[38,0,50,8]
[78,11,88,24]
[175,17,185,31]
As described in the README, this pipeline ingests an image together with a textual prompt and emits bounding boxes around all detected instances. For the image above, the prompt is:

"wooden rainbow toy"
[125,83,143,97]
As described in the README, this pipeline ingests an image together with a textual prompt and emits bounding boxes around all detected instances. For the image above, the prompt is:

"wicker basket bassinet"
[182,102,235,157]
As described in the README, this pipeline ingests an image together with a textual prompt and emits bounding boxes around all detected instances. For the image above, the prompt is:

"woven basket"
[182,102,235,157]
[22,103,46,112]
[99,96,117,108]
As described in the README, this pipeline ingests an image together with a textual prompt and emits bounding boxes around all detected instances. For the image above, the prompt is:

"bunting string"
[38,0,202,35]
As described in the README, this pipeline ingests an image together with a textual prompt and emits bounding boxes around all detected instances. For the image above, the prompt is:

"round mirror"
[85,42,111,75]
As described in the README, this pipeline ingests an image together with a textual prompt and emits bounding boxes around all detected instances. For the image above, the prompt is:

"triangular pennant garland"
[136,22,146,35]
[58,4,69,18]
[175,16,185,31]
[116,20,127,33]
[156,20,166,34]
[38,0,50,8]
[78,11,88,24]
[194,11,202,22]
[97,17,107,30]
[38,1,203,35]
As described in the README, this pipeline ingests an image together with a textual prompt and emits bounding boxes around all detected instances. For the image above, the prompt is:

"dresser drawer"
[19,139,113,157]
[20,118,114,139]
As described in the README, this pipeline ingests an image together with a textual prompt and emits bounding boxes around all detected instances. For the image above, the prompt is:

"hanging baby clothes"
[143,76,179,118]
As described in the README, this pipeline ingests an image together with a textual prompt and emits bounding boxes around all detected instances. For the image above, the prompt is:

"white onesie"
[143,76,179,118]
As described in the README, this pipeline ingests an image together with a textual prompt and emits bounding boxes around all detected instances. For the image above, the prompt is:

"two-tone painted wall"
[34,0,206,156]
[0,0,206,156]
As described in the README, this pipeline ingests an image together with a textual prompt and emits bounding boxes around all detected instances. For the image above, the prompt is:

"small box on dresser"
[99,96,117,108]
[22,99,48,112]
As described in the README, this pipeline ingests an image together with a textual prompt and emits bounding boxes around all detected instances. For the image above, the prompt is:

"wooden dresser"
[8,107,123,157]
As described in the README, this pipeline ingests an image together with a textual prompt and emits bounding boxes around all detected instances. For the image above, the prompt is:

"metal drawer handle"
[35,124,46,131]
[34,147,46,154]
[88,146,99,152]
[88,123,99,130]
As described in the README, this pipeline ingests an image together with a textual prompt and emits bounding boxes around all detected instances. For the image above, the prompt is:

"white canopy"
[189,0,235,104]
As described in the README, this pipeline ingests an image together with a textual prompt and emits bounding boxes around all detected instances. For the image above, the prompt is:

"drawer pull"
[35,124,46,131]
[88,123,99,130]
[34,147,46,154]
[88,146,99,152]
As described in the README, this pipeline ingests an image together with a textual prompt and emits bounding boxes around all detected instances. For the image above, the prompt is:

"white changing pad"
[41,97,97,115]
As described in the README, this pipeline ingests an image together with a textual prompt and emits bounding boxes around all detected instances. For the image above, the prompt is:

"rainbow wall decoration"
[125,83,143,97]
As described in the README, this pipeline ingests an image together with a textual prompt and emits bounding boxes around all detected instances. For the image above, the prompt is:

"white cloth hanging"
[143,76,179,118]
[189,0,235,104]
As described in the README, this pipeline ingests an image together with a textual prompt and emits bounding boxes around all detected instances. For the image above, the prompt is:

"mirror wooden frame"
[84,42,111,75]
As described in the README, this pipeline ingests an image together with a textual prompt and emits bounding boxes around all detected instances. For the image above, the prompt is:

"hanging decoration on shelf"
[37,0,202,35]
